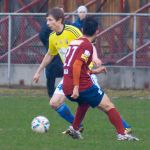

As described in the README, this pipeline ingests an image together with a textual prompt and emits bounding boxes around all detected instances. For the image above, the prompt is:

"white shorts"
[54,79,64,95]
[54,74,101,95]
[90,74,101,89]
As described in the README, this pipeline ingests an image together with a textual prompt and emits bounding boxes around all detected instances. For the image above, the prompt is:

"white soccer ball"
[31,116,50,133]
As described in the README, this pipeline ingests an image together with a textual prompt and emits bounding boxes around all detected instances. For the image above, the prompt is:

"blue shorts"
[66,85,104,108]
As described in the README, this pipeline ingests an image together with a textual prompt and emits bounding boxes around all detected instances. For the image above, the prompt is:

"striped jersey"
[63,37,94,95]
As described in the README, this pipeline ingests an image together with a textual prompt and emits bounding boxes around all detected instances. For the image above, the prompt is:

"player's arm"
[71,59,83,99]
[33,35,57,83]
[89,66,107,74]
[92,45,102,66]
[33,53,54,83]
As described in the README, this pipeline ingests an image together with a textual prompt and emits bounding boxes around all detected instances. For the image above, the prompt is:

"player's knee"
[49,99,59,109]
[99,102,115,112]
[49,94,66,109]
[104,103,115,112]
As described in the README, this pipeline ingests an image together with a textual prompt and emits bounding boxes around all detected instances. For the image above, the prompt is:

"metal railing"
[0,13,150,78]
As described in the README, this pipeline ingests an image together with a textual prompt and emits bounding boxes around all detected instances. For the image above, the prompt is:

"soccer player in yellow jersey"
[33,7,131,133]
[33,7,83,127]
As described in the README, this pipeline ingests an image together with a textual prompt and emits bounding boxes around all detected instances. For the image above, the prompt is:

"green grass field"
[0,88,150,150]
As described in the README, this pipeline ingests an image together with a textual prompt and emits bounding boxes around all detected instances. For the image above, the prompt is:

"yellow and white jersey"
[48,24,82,63]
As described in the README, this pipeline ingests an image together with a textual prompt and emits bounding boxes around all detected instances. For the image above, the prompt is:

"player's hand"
[96,66,107,74]
[33,72,40,83]
[71,85,79,99]
[93,57,102,66]
[92,66,107,74]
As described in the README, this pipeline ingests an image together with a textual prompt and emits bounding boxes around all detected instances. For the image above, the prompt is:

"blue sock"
[121,118,131,128]
[55,103,74,124]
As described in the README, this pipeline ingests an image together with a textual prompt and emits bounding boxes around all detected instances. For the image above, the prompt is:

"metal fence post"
[132,14,137,89]
[133,14,137,67]
[8,14,12,86]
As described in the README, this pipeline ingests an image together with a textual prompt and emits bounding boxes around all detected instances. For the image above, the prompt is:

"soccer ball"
[31,116,50,133]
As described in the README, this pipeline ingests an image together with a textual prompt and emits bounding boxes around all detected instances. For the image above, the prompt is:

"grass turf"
[0,88,149,150]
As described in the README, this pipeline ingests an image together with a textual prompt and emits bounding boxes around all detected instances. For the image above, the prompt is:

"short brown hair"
[47,7,64,23]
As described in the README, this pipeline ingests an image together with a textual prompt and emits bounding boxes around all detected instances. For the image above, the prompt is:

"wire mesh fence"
[0,13,150,66]
[0,14,46,64]
[0,15,8,59]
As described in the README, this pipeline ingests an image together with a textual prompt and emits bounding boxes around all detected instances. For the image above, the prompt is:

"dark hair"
[83,16,98,36]
[47,7,64,23]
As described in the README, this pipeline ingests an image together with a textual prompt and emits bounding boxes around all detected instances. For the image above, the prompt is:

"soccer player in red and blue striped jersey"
[62,17,139,141]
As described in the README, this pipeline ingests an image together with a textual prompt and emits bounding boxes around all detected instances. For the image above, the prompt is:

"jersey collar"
[56,24,65,35]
